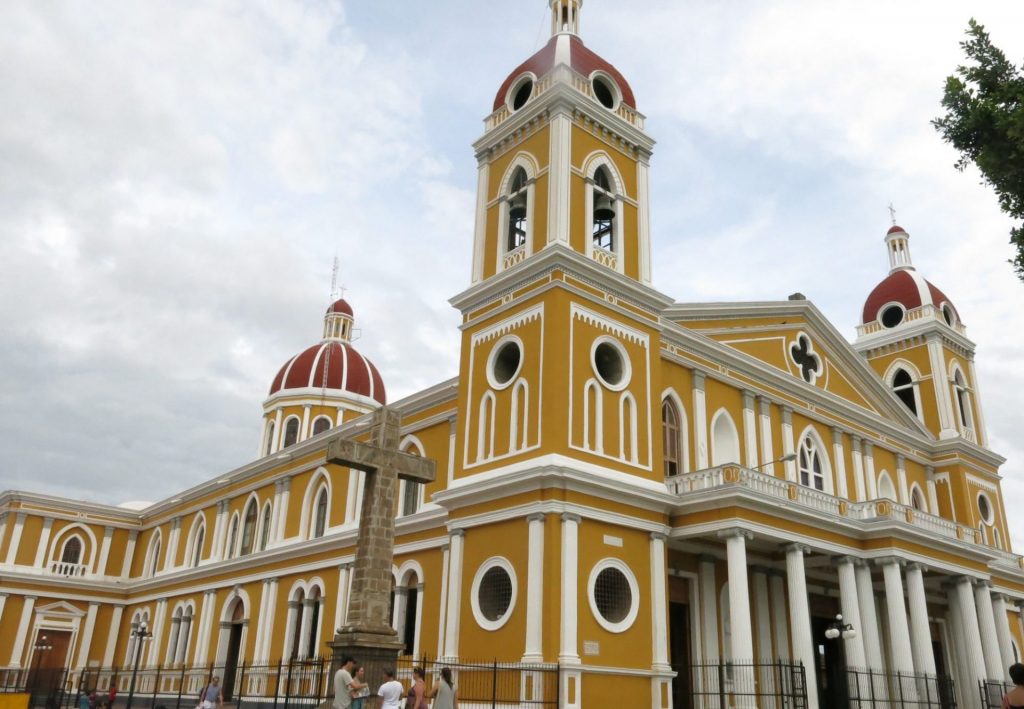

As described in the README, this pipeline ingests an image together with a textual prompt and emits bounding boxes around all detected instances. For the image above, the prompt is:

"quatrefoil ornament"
[789,334,822,385]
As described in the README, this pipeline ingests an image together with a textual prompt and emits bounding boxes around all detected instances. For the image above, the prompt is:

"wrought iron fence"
[394,656,559,707]
[979,679,1014,709]
[680,660,809,709]
[0,666,69,709]
[843,668,956,709]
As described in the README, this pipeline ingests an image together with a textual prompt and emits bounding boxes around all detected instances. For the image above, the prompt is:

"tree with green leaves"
[933,19,1024,280]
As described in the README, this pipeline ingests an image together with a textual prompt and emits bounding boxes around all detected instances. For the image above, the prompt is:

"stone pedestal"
[328,628,404,705]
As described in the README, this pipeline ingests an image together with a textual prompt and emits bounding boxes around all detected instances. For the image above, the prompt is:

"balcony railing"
[667,464,1017,559]
[50,561,88,577]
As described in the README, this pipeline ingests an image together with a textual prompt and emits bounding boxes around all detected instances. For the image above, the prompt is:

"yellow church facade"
[1,2,1021,708]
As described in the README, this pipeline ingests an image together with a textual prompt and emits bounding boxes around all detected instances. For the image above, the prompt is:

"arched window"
[283,417,300,448]
[258,502,272,552]
[146,533,162,578]
[61,537,83,565]
[662,400,681,477]
[507,167,528,252]
[878,472,897,501]
[290,589,305,660]
[265,421,276,456]
[240,500,258,556]
[313,487,328,538]
[797,436,825,491]
[711,410,740,466]
[311,417,331,437]
[953,370,973,431]
[910,486,926,512]
[306,587,323,659]
[592,167,615,251]
[226,515,239,559]
[891,368,917,416]
[190,525,205,568]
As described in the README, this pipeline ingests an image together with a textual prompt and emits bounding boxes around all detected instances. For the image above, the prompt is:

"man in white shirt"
[332,656,356,709]
[377,669,404,709]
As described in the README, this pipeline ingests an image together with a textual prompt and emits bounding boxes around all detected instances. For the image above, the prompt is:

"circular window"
[509,76,534,111]
[941,303,956,327]
[471,557,517,631]
[591,337,631,390]
[486,336,523,390]
[587,559,639,633]
[880,304,904,328]
[591,75,617,110]
[978,493,994,525]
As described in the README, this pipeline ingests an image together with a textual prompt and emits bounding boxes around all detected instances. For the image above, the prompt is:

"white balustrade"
[50,561,88,577]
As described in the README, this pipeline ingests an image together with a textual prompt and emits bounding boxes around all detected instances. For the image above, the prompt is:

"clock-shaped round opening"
[880,305,904,328]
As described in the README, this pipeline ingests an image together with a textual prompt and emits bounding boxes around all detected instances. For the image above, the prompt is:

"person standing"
[407,667,427,709]
[333,657,356,709]
[199,677,222,709]
[427,668,457,709]
[376,669,404,709]
[349,666,369,709]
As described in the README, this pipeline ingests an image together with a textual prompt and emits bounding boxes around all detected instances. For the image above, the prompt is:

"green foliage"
[933,19,1024,280]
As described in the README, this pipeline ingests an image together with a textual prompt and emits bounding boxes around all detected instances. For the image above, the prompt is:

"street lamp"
[29,635,53,709]
[825,613,857,703]
[125,621,153,709]
[751,452,797,472]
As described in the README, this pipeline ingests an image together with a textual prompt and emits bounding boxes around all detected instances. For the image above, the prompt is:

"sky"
[1,1,1022,544]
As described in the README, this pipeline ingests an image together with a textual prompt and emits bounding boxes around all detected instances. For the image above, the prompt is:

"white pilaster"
[905,563,936,675]
[96,526,114,575]
[443,529,465,660]
[121,530,138,578]
[102,605,125,667]
[831,428,849,499]
[147,598,168,666]
[297,598,315,659]
[975,581,1004,680]
[896,455,910,505]
[698,555,719,662]
[524,513,546,662]
[835,557,867,670]
[724,530,755,706]
[650,533,670,671]
[967,358,989,446]
[785,544,819,709]
[863,442,878,499]
[693,371,708,469]
[992,594,1015,681]
[547,110,572,245]
[851,436,866,501]
[559,513,581,664]
[769,572,790,660]
[272,407,284,452]
[926,467,940,515]
[192,590,216,665]
[258,578,279,661]
[927,336,958,439]
[334,564,351,632]
[74,603,100,669]
[8,595,36,666]
[780,408,796,482]
[757,397,775,475]
[32,517,54,568]
[471,161,490,283]
[300,404,311,441]
[252,580,270,663]
[637,156,652,284]
[879,558,915,674]
[742,391,759,469]
[276,477,291,542]
[212,500,229,561]
[0,516,7,559]
[175,613,192,665]
[437,544,450,660]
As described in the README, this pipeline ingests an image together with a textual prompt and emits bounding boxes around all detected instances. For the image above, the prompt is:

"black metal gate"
[677,660,809,709]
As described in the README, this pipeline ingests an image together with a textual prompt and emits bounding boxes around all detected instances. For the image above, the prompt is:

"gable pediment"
[35,600,86,618]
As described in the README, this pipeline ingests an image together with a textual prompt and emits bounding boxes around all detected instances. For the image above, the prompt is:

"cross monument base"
[328,629,405,702]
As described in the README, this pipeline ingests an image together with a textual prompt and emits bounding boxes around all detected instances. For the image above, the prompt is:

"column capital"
[783,543,810,556]
[851,434,862,447]
[781,406,793,422]
[974,579,993,590]
[339,562,353,571]
[874,556,905,568]
[906,562,928,573]
[692,370,706,389]
[832,427,844,443]
[650,531,668,543]
[394,588,409,598]
[758,396,772,413]
[831,555,860,568]
[863,441,874,455]
[280,476,292,492]
[526,512,546,524]
[717,528,753,542]
[561,512,582,525]
[742,390,756,407]
[448,528,465,539]
[895,453,906,469]
[288,600,301,609]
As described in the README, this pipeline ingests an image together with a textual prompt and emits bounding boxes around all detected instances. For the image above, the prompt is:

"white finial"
[550,0,582,36]
[888,202,897,226]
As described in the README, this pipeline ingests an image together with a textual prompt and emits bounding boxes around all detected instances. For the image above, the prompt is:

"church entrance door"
[221,603,245,702]
[669,602,693,709]
[812,616,846,709]
[29,629,72,709]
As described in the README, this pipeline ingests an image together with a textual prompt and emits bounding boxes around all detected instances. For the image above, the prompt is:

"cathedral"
[1,2,1021,709]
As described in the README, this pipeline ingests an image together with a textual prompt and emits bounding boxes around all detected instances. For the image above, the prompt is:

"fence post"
[175,662,186,709]
[152,665,162,708]
[283,660,293,709]
[719,661,726,709]
[491,659,498,709]
[273,659,281,709]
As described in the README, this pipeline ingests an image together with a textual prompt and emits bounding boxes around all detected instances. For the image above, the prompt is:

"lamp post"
[125,622,152,709]
[750,452,797,472]
[29,635,53,709]
[825,613,857,704]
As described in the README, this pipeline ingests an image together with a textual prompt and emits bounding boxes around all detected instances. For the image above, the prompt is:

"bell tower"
[468,0,655,286]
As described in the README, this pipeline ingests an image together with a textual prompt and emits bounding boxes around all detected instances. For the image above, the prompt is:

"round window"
[591,75,617,109]
[587,559,639,633]
[591,338,630,390]
[978,493,993,525]
[471,558,517,631]
[486,336,523,390]
[510,77,534,111]
[880,305,904,328]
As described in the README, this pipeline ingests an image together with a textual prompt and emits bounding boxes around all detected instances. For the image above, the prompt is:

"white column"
[896,455,910,505]
[926,467,940,515]
[723,530,755,706]
[785,544,820,709]
[751,567,773,662]
[524,513,546,662]
[975,581,1004,680]
[192,590,216,665]
[967,358,989,446]
[257,416,269,458]
[781,408,797,481]
[863,443,878,499]
[769,572,790,660]
[272,407,284,452]
[447,417,457,486]
[850,436,866,501]
[252,580,270,662]
[698,555,719,662]
[175,614,193,665]
[927,335,958,439]
[470,161,489,283]
[276,477,291,542]
[4,513,25,565]
[334,564,351,632]
[121,530,138,578]
[905,563,937,675]
[443,529,465,661]
[300,404,311,441]
[831,428,849,499]
[166,616,182,664]
[297,598,314,659]
[546,110,572,245]
[437,544,450,659]
[835,557,867,670]
[742,391,759,469]
[147,598,168,666]
[0,516,7,559]
[559,514,581,664]
[9,595,36,666]
[879,558,915,674]
[992,594,1015,681]
[164,517,181,570]
[650,533,670,671]
[33,517,54,568]
[212,500,229,561]
[96,527,114,575]
[102,605,125,667]
[637,156,652,283]
[392,588,407,634]
[855,561,883,670]
[758,397,775,475]
[74,603,100,669]
[258,578,279,661]
[693,372,708,469]
[954,576,990,686]
[282,601,300,660]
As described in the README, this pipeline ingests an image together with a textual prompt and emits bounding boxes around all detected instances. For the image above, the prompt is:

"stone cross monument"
[327,406,436,686]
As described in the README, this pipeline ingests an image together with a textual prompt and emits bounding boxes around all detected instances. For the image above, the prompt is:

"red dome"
[327,298,353,316]
[493,34,636,112]
[887,225,907,235]
[269,341,386,404]
[861,269,958,325]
